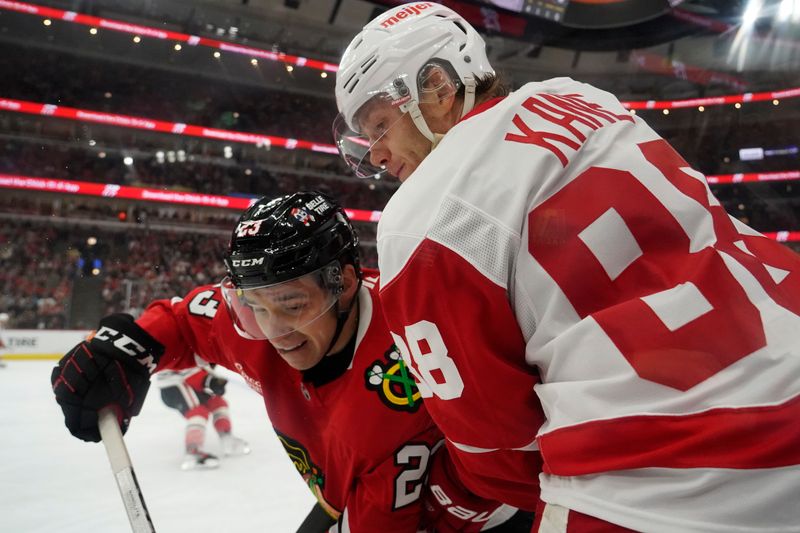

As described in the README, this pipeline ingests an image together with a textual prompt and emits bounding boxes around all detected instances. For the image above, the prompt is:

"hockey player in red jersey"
[333,3,800,532]
[155,365,250,470]
[51,192,531,532]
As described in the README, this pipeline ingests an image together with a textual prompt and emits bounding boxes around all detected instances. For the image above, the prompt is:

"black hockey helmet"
[221,192,362,343]
[224,191,361,290]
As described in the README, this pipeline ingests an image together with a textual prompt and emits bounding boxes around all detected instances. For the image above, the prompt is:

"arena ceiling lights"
[0,0,339,73]
[480,0,681,29]
[2,0,800,112]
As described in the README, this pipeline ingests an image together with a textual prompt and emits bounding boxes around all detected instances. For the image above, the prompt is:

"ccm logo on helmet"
[379,2,435,29]
[232,258,265,267]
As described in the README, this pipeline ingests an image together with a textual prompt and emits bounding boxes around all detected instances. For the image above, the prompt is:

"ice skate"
[221,434,251,456]
[180,450,220,471]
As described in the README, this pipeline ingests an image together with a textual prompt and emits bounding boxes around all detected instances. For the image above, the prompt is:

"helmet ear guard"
[419,61,477,119]
[417,60,461,101]
[321,262,344,296]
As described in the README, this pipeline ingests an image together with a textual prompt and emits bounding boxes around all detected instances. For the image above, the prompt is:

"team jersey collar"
[428,96,506,153]
[458,96,506,125]
[401,96,507,184]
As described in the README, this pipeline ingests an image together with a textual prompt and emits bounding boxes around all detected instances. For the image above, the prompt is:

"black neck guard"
[301,329,357,387]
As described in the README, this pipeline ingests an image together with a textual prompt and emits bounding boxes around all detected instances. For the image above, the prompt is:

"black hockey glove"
[203,375,227,396]
[51,313,164,442]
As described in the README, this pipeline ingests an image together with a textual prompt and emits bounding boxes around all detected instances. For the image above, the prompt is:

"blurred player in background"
[155,364,250,470]
[334,3,800,532]
[52,191,532,532]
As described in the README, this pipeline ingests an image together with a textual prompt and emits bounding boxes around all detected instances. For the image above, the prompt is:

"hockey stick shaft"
[98,407,156,533]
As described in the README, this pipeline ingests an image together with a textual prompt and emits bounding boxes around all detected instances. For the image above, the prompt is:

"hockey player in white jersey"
[334,3,800,532]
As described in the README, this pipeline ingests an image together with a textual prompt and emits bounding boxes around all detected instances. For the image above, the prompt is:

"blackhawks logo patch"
[276,431,340,520]
[365,344,422,413]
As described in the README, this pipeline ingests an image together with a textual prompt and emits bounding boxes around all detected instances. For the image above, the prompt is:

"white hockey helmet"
[333,2,494,178]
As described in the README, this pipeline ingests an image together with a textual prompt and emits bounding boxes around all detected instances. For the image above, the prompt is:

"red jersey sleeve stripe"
[539,392,800,476]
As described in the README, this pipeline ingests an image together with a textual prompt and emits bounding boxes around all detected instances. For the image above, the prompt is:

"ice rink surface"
[1,360,316,532]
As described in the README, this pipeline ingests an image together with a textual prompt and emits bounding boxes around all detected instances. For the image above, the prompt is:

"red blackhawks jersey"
[136,272,443,532]
[377,78,800,532]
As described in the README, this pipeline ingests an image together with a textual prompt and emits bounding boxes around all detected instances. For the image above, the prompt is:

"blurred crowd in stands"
[0,214,377,330]
[712,182,799,232]
[0,194,378,242]
[0,132,396,211]
[101,228,228,318]
[0,44,338,144]
[652,105,800,176]
[0,220,75,330]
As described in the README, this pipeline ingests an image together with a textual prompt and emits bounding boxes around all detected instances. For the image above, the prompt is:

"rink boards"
[0,329,90,359]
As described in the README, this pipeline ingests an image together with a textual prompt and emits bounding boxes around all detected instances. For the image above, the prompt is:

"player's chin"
[396,164,412,181]
[279,342,322,371]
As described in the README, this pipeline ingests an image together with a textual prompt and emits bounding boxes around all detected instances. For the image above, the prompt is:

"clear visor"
[221,263,342,340]
[333,66,459,180]
[332,95,409,180]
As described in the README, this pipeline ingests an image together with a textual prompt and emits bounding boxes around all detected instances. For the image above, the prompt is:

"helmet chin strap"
[402,75,477,151]
[402,99,436,143]
[461,75,477,119]
[323,280,361,356]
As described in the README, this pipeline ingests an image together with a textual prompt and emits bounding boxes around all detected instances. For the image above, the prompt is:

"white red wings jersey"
[136,273,443,532]
[377,77,800,532]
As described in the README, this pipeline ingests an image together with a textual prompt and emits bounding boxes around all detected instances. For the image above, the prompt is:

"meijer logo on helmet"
[379,3,435,29]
